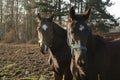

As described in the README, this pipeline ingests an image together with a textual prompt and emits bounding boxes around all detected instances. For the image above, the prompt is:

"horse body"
[99,39,120,80]
[89,38,120,80]
[36,14,73,80]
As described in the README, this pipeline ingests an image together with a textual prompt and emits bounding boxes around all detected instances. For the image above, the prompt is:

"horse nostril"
[81,59,85,65]
[71,39,75,44]
[71,31,74,34]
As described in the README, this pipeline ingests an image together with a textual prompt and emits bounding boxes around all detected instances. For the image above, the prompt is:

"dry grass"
[0,44,52,80]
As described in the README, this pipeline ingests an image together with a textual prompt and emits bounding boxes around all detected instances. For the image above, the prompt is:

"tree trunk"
[11,0,14,27]
[0,0,2,23]
[58,0,61,24]
[15,0,19,40]
[80,1,83,13]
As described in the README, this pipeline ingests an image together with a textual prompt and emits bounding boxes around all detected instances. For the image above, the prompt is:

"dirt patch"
[0,44,53,80]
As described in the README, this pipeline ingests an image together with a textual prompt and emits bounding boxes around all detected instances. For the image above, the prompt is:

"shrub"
[3,29,15,43]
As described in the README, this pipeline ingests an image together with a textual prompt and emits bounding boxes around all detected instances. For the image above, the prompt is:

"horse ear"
[83,7,91,20]
[69,6,76,20]
[49,14,54,21]
[37,13,41,20]
[36,13,41,23]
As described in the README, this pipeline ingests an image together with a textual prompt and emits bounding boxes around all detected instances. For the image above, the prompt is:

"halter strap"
[68,35,87,50]
[71,45,87,54]
[71,45,87,58]
[72,45,87,51]
[38,40,51,47]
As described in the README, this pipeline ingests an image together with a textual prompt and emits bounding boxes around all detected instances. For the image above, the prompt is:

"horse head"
[36,13,73,80]
[36,13,54,54]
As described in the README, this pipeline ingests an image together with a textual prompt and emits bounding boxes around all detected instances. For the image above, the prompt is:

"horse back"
[102,39,120,80]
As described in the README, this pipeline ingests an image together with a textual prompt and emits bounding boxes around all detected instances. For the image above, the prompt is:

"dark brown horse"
[36,13,73,80]
[67,6,120,80]
[67,6,91,80]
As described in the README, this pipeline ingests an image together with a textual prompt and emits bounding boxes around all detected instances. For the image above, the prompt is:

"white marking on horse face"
[42,24,48,31]
[79,25,85,31]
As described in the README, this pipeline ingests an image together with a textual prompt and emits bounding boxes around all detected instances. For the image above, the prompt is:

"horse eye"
[71,23,76,28]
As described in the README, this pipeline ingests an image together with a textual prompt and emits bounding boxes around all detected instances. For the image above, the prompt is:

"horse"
[67,6,120,80]
[67,6,92,80]
[36,13,73,80]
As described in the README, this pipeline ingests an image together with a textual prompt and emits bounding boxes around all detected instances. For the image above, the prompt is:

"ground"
[0,32,120,80]
[0,44,53,80]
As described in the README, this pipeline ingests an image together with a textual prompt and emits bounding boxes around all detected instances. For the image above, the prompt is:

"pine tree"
[0,0,3,40]
[86,0,119,32]
[69,0,119,32]
[25,0,69,24]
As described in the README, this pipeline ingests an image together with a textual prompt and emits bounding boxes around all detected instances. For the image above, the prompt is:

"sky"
[107,0,120,18]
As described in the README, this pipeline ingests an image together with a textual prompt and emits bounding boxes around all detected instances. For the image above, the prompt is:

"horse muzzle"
[38,40,48,54]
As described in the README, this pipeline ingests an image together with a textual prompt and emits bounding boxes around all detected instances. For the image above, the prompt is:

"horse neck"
[49,33,70,59]
[87,33,106,56]
[53,22,67,39]
[87,33,95,55]
[49,22,68,53]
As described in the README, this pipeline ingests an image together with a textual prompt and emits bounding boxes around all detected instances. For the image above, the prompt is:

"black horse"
[67,6,120,80]
[67,6,107,80]
[36,13,73,80]
[67,6,92,80]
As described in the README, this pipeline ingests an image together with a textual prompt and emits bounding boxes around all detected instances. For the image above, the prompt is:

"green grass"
[3,63,17,70]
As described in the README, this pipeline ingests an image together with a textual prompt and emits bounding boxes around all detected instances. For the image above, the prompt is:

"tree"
[23,0,38,41]
[26,0,69,24]
[0,0,118,43]
[69,0,118,32]
[69,0,83,13]
[0,0,3,40]
[0,0,2,23]
[86,0,119,32]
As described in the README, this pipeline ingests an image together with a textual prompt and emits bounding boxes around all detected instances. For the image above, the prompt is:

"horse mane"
[93,35,106,48]
[87,34,106,56]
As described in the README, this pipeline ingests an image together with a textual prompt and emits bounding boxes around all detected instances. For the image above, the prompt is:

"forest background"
[0,0,119,43]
